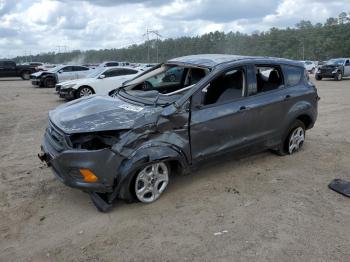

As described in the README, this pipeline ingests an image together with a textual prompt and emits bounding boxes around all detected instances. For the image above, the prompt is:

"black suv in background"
[39,54,319,211]
[0,60,37,80]
[316,58,350,81]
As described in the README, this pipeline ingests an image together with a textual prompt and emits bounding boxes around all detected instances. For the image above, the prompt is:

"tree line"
[14,12,350,64]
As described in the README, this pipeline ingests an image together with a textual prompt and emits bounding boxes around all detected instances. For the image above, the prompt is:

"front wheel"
[134,162,170,203]
[77,86,94,98]
[335,71,342,81]
[44,77,55,88]
[275,120,306,156]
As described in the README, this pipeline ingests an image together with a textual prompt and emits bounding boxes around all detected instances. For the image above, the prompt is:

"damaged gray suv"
[39,54,319,211]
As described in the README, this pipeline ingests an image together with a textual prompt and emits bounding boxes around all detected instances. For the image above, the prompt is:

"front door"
[344,59,350,76]
[190,66,254,162]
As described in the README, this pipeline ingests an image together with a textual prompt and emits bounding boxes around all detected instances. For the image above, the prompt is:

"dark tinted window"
[61,66,73,72]
[105,62,119,67]
[73,66,89,71]
[284,66,303,87]
[122,69,138,75]
[104,69,124,77]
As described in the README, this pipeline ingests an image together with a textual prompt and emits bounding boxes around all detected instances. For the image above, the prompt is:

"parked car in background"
[301,61,317,74]
[0,60,37,80]
[98,61,130,68]
[39,54,319,211]
[30,65,91,88]
[57,67,142,99]
[315,58,350,81]
[36,64,57,71]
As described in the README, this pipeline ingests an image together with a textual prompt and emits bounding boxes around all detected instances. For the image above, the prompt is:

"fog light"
[79,169,98,182]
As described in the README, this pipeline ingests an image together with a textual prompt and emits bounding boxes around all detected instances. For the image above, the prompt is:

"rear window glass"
[284,66,303,87]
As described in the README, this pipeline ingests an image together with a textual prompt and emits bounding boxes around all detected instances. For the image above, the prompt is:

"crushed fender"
[328,179,350,198]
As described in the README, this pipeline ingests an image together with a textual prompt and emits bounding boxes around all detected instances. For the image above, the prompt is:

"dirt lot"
[0,76,350,261]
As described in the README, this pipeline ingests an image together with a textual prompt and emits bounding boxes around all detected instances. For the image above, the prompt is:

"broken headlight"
[68,131,124,150]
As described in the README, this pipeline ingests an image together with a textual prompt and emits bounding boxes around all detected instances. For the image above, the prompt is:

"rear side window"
[73,66,89,71]
[104,69,125,77]
[283,66,303,87]
[122,69,138,75]
[106,63,119,67]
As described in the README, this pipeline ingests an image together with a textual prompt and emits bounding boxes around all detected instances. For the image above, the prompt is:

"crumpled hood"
[49,95,160,134]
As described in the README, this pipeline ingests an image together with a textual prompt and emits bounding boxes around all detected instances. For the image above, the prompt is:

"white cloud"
[0,0,349,58]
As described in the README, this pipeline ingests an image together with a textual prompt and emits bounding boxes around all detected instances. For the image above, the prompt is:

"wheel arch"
[115,145,189,200]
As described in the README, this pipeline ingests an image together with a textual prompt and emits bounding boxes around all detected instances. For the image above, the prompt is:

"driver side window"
[202,68,245,105]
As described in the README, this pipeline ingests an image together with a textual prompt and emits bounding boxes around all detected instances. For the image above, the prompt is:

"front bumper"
[316,72,336,78]
[31,79,41,86]
[59,88,75,99]
[39,127,123,193]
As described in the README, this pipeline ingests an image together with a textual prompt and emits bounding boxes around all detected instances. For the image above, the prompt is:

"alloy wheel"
[288,127,305,154]
[135,162,169,203]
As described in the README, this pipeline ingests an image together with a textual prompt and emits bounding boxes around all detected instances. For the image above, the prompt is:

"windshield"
[326,59,345,66]
[87,67,105,78]
[117,64,208,105]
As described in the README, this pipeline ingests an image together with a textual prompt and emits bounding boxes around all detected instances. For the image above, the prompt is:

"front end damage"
[39,95,190,211]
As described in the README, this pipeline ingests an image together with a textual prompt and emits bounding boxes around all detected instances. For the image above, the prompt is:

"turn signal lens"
[79,169,98,182]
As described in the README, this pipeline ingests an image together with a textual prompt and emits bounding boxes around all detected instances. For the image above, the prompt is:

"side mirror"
[58,70,63,74]
[99,74,105,79]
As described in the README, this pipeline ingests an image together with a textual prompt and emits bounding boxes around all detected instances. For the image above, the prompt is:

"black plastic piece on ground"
[328,179,350,198]
[89,192,113,212]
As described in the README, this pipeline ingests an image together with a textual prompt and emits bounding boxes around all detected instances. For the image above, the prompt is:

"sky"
[0,0,349,58]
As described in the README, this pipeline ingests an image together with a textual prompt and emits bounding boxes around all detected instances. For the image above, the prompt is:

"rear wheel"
[315,75,322,81]
[134,162,170,203]
[77,86,94,98]
[275,120,306,156]
[44,77,55,88]
[21,71,30,80]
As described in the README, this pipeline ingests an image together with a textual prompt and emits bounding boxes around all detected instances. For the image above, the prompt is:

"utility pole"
[143,29,162,63]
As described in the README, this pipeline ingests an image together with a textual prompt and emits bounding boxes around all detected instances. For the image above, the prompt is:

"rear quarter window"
[283,65,303,87]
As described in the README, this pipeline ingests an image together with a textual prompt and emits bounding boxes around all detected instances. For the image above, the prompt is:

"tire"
[133,162,170,203]
[335,71,342,81]
[21,71,30,80]
[77,86,94,98]
[315,75,322,81]
[44,77,56,88]
[275,120,306,156]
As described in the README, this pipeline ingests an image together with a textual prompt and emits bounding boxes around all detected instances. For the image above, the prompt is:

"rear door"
[242,63,290,147]
[73,66,90,79]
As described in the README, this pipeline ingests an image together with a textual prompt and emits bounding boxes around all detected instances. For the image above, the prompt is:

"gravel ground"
[0,76,349,262]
